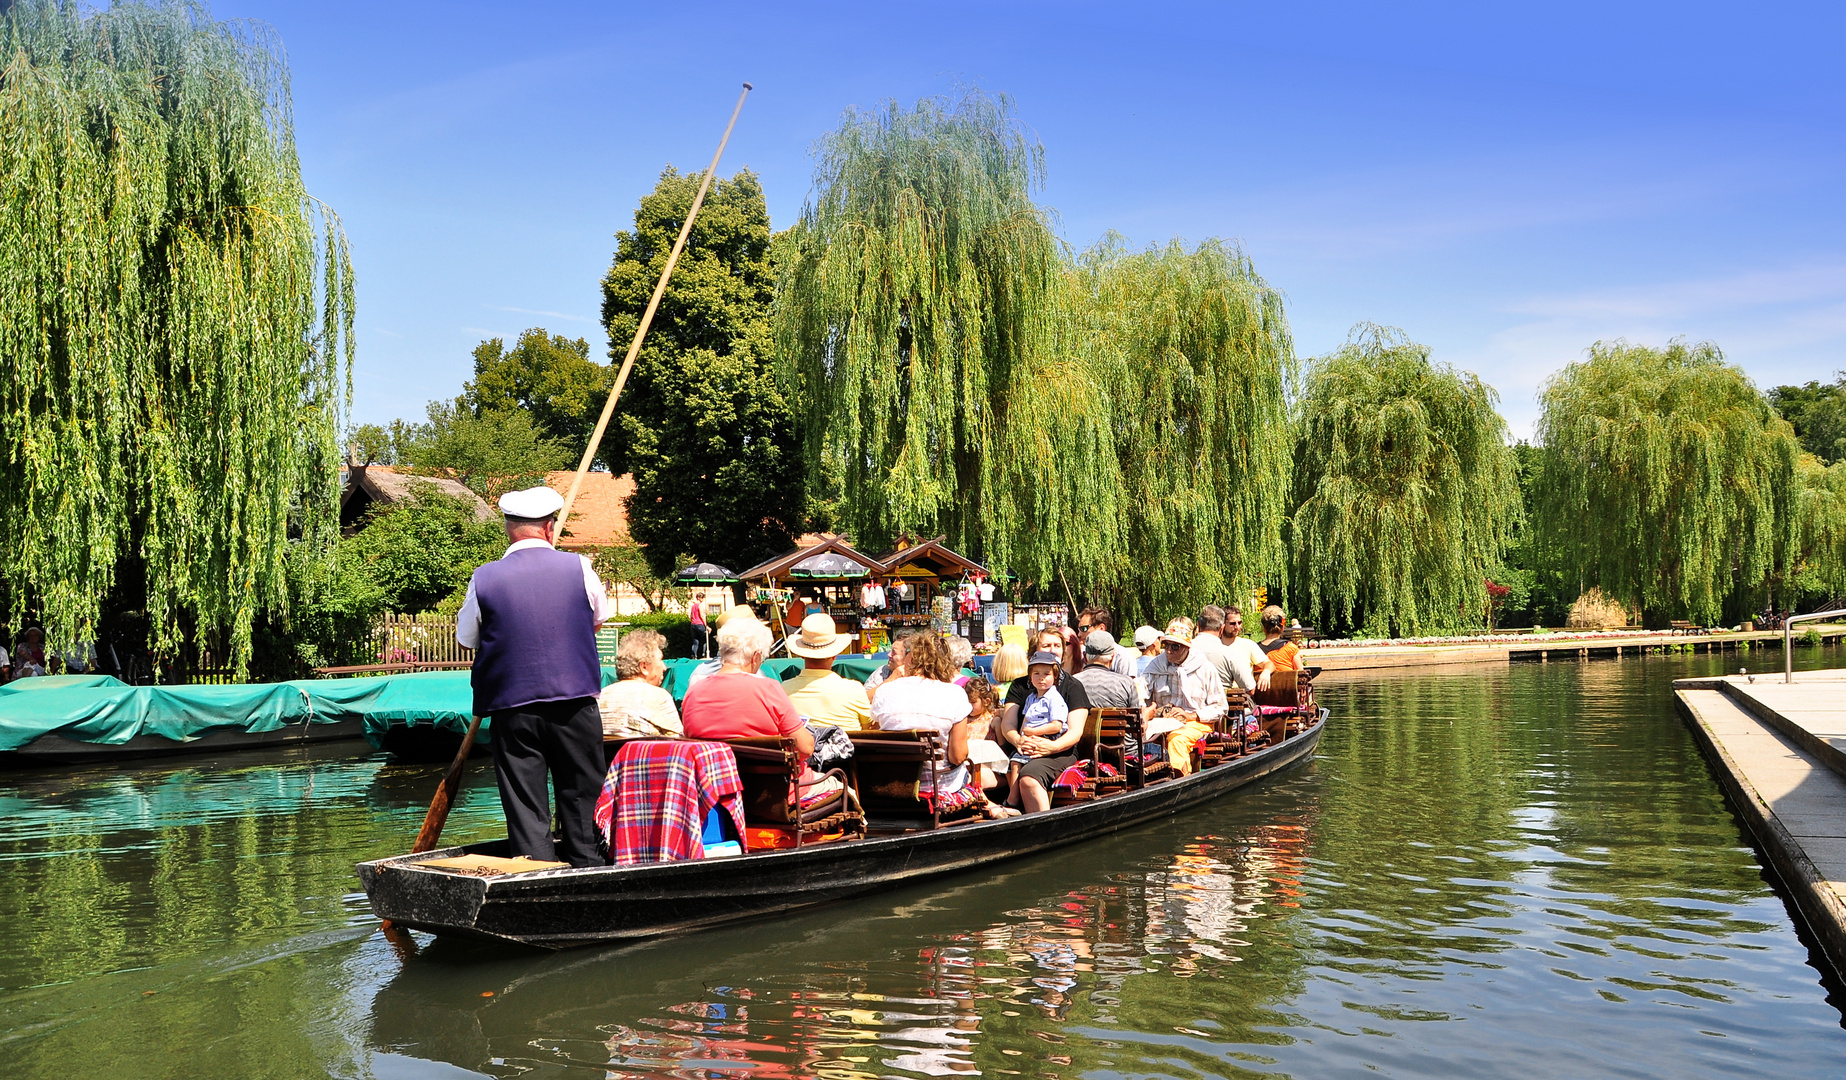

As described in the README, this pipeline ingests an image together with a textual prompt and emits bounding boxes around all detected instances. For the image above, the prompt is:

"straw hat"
[715,605,758,630]
[787,612,852,658]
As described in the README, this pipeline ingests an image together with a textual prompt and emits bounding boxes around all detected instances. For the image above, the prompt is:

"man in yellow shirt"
[781,613,872,730]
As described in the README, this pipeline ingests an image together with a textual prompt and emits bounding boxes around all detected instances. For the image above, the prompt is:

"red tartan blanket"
[594,741,748,865]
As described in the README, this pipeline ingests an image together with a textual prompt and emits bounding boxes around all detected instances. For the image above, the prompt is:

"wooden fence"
[375,613,474,665]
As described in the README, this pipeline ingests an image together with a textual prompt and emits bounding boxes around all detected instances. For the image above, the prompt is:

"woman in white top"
[870,631,1017,819]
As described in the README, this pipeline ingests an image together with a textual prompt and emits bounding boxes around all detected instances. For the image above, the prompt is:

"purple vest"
[469,546,602,716]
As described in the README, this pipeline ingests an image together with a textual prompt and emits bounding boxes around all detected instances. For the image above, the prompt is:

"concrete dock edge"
[1675,683,1846,982]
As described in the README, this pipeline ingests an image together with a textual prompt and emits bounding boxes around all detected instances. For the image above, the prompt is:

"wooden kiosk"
[738,534,891,652]
[875,535,993,641]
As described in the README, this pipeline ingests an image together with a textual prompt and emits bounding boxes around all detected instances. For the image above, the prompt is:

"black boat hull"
[3,718,369,766]
[358,715,1325,949]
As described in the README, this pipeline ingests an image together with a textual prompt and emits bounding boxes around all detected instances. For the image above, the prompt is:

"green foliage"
[0,0,354,673]
[619,610,694,658]
[1497,441,1574,627]
[590,539,690,613]
[254,489,503,677]
[776,93,1296,629]
[601,167,800,575]
[1533,340,1802,625]
[1770,375,1846,464]
[1794,454,1846,599]
[465,329,614,465]
[776,90,1061,562]
[1288,325,1519,636]
[1062,236,1295,623]
[346,419,416,466]
[339,488,506,612]
[397,398,570,501]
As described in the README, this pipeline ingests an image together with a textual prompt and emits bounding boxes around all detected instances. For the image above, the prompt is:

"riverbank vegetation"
[4,2,1843,674]
[0,0,353,675]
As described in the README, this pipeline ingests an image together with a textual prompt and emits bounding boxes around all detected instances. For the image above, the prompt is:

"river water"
[1,651,1843,1078]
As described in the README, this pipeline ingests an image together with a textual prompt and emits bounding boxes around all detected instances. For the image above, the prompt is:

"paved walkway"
[1307,624,1845,674]
[1674,667,1846,979]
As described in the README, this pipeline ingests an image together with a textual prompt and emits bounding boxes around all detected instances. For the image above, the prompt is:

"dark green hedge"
[620,611,694,658]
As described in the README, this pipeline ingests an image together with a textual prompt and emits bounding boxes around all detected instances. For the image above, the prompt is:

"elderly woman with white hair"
[597,629,682,739]
[680,615,814,758]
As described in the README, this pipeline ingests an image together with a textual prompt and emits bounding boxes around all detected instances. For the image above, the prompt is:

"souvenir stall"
[737,535,891,652]
[872,536,997,644]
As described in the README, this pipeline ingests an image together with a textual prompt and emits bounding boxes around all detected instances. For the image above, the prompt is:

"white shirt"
[1143,650,1228,723]
[871,676,973,793]
[1222,635,1270,692]
[455,537,611,649]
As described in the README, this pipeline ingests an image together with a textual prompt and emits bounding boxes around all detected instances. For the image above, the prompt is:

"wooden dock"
[1309,625,1845,675]
[1674,667,1846,980]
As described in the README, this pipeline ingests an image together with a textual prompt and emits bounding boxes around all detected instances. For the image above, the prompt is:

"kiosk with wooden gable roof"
[874,535,995,641]
[738,535,890,651]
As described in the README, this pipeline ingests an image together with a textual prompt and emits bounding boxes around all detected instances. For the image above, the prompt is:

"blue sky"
[233,0,1846,439]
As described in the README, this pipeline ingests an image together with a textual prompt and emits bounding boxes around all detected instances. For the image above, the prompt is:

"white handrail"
[1784,609,1846,683]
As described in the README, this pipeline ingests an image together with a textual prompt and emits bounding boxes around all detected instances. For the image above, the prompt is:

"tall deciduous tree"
[600,167,800,574]
[0,1,354,672]
[465,329,613,465]
[1289,325,1518,636]
[398,398,570,501]
[776,90,1063,564]
[1793,455,1846,601]
[1770,375,1846,465]
[1533,340,1802,624]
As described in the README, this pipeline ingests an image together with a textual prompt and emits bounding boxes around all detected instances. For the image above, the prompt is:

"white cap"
[498,485,563,520]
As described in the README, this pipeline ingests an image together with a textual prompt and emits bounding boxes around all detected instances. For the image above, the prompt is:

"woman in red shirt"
[681,616,815,759]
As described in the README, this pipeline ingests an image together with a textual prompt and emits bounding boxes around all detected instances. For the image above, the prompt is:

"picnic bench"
[1669,621,1709,636]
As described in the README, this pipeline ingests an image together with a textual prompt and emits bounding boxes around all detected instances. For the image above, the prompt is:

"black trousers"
[490,697,606,867]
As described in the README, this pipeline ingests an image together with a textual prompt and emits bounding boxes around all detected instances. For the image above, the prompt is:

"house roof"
[546,471,634,550]
[738,533,890,581]
[341,465,496,523]
[877,535,986,579]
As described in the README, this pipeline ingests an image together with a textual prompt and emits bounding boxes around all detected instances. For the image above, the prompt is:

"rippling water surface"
[2,651,1843,1078]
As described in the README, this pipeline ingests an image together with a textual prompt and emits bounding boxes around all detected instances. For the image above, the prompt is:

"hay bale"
[1567,588,1629,628]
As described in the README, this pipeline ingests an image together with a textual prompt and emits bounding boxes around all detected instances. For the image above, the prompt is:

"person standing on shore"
[689,591,710,659]
[456,486,612,867]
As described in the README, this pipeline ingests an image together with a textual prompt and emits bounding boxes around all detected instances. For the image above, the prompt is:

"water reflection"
[4,651,1846,1078]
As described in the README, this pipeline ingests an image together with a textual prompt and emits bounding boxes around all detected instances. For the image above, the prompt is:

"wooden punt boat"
[357,707,1327,949]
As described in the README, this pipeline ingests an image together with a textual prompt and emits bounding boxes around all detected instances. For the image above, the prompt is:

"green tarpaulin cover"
[0,655,894,754]
[0,669,622,753]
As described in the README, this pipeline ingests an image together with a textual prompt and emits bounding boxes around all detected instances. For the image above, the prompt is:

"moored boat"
[357,707,1327,949]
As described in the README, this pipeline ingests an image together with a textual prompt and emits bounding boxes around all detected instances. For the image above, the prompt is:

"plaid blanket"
[594,741,748,865]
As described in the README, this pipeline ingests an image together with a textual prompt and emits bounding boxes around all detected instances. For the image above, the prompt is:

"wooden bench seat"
[847,730,985,831]
[1670,620,1708,636]
[1050,708,1136,806]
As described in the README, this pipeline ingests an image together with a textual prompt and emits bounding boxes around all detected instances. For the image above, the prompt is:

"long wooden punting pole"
[394,83,755,891]
[558,81,754,528]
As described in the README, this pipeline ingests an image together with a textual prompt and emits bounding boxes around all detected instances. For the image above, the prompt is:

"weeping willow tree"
[1289,325,1518,636]
[0,1,354,672]
[775,89,1072,570]
[1532,340,1800,624]
[1066,236,1294,622]
[776,91,1296,626]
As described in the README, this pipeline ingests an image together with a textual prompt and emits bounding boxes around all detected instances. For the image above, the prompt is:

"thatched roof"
[340,465,496,529]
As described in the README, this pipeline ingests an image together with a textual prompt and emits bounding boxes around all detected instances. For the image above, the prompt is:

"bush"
[621,611,693,658]
[1802,628,1823,648]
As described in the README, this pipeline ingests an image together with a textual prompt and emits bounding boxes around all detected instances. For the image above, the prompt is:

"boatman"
[456,485,612,867]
